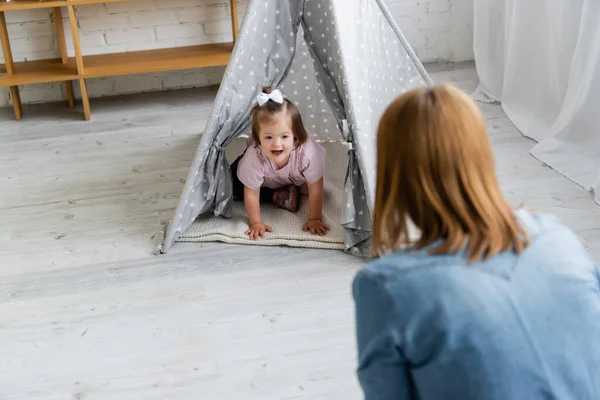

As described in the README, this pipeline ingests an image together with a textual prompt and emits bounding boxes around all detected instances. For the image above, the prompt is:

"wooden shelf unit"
[0,0,239,120]
[0,58,78,85]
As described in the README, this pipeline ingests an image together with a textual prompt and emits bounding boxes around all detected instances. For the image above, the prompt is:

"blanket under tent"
[177,139,348,250]
[155,0,433,257]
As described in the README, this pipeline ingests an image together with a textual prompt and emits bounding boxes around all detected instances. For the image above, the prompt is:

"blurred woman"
[352,84,600,400]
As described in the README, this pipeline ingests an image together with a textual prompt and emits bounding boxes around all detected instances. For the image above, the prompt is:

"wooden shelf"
[0,43,233,86]
[0,58,78,86]
[82,43,233,78]
[69,0,135,5]
[0,1,67,11]
[0,0,239,120]
[0,0,133,11]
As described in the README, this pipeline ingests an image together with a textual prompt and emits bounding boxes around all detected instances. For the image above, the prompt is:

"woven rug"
[178,140,347,250]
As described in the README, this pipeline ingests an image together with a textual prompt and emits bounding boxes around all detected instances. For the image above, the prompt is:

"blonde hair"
[250,86,308,146]
[372,84,529,262]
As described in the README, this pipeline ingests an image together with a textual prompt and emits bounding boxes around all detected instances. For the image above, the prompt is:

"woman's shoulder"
[355,251,435,284]
[514,208,567,237]
[356,210,582,288]
[354,241,508,293]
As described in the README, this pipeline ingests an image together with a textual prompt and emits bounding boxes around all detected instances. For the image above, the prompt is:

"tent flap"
[299,11,373,256]
[342,134,373,257]
[157,0,304,253]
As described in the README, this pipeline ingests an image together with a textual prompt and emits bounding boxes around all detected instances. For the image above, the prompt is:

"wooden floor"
[2,62,599,399]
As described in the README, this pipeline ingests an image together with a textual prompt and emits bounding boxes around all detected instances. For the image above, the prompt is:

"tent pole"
[373,0,434,85]
[230,0,239,43]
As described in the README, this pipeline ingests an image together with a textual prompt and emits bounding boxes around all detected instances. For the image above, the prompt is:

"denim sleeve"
[352,269,413,400]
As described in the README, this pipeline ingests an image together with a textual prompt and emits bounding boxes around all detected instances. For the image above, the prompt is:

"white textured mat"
[178,140,347,249]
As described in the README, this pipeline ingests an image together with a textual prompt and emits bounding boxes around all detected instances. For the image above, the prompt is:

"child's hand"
[303,218,329,236]
[245,222,273,240]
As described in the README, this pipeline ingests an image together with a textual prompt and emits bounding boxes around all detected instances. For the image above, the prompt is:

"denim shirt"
[352,210,600,400]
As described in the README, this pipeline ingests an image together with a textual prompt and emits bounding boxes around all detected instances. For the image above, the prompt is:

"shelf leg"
[65,81,75,108]
[54,6,75,108]
[67,5,90,119]
[79,79,90,121]
[9,86,22,120]
[67,6,85,74]
[0,11,23,120]
[230,0,239,42]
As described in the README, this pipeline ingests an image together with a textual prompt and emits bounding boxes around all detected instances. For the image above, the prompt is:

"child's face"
[258,113,295,167]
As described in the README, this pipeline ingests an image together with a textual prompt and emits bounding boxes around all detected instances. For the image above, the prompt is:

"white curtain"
[473,0,600,203]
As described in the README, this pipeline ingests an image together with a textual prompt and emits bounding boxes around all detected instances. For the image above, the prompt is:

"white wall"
[0,0,474,107]
[387,0,473,62]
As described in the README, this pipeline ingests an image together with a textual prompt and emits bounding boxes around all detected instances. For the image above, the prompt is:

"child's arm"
[244,186,272,240]
[303,177,329,236]
[308,177,324,221]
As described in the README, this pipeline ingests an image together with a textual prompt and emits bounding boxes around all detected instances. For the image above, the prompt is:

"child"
[352,84,600,399]
[230,87,329,241]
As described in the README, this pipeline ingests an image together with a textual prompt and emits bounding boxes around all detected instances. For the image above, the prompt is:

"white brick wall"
[387,0,474,62]
[0,0,473,108]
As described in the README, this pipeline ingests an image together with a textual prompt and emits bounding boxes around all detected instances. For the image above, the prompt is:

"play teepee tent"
[156,0,432,257]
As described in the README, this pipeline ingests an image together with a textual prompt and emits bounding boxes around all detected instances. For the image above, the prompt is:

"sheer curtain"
[473,0,600,203]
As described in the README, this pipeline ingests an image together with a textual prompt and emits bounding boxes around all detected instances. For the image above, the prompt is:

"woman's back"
[353,209,600,399]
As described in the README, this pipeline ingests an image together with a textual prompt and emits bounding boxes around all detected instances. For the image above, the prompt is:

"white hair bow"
[256,89,284,106]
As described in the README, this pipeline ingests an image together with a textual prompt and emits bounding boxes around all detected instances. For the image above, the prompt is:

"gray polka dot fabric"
[157,0,432,257]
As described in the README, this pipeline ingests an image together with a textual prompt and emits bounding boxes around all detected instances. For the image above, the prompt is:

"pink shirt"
[237,132,326,191]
